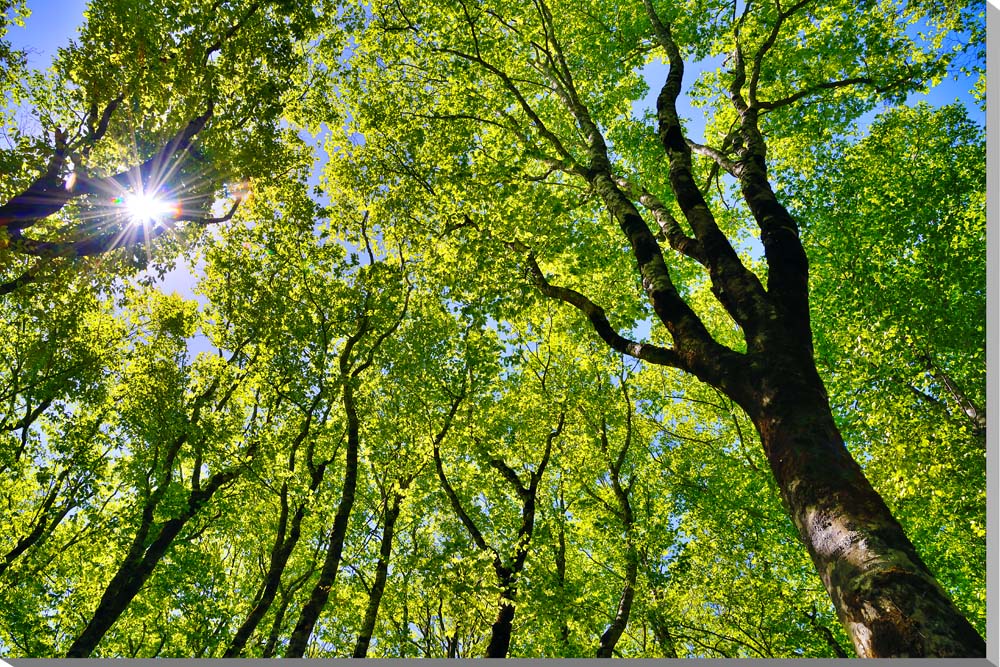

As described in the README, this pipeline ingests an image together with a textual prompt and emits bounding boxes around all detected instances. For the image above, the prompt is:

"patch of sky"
[4,0,88,70]
[631,54,727,146]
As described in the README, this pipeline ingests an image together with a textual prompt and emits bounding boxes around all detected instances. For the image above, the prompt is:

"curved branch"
[488,456,528,498]
[436,46,579,169]
[433,442,493,556]
[756,70,917,111]
[747,0,814,106]
[531,411,563,492]
[203,1,265,66]
[686,139,739,176]
[637,190,707,265]
[1,105,214,238]
[514,246,683,369]
[643,5,771,338]
[7,197,241,259]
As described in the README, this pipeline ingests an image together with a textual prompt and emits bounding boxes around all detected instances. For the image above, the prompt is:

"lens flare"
[119,192,177,225]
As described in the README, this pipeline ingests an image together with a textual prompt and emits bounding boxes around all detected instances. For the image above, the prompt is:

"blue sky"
[9,1,981,125]
[5,0,88,68]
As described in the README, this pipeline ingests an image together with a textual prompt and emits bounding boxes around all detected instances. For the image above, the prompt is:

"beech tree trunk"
[282,380,360,658]
[596,546,637,657]
[223,485,309,657]
[65,471,236,657]
[486,584,517,658]
[743,360,986,657]
[353,491,404,658]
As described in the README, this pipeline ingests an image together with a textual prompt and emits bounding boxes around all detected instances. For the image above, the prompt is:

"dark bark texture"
[282,381,360,658]
[746,359,985,657]
[64,469,237,657]
[353,489,404,658]
[224,396,328,657]
[500,0,987,655]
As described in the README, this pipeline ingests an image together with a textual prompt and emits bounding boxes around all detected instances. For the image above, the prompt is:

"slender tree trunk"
[224,487,309,657]
[744,363,985,657]
[280,287,409,657]
[283,381,361,657]
[65,472,235,657]
[353,491,404,658]
[433,410,557,659]
[445,626,460,658]
[226,390,328,657]
[261,586,295,658]
[647,607,679,658]
[596,545,637,657]
[0,469,72,578]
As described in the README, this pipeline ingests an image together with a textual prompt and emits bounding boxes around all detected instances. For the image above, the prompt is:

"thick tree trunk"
[746,366,985,657]
[485,586,517,658]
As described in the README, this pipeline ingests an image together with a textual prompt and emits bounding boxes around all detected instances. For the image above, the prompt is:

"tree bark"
[352,490,404,658]
[261,576,307,658]
[64,470,237,657]
[596,547,637,657]
[485,584,517,658]
[744,361,985,657]
[282,380,360,657]
[223,484,310,657]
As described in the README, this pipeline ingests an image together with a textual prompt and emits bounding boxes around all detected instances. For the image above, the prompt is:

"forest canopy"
[0,0,987,658]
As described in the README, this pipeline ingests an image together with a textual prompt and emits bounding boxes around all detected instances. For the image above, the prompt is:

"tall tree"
[324,0,985,655]
[0,0,985,659]
[432,377,566,658]
[281,258,412,657]
[789,101,987,636]
[64,290,260,657]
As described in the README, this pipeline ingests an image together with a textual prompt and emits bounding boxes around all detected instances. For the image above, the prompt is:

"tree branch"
[512,244,682,369]
[643,4,772,340]
[756,71,917,111]
[6,197,241,260]
[686,139,739,176]
[747,0,814,106]
[1,106,222,291]
[488,455,528,498]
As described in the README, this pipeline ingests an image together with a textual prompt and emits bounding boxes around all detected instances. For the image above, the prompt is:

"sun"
[118,192,178,225]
